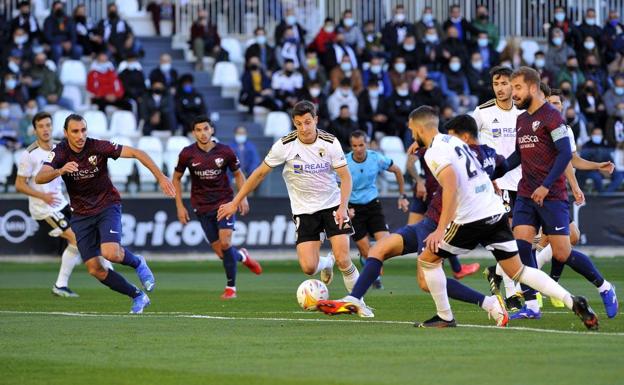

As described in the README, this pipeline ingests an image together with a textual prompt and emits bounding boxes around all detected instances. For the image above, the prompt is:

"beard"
[415,134,426,148]
[516,95,532,110]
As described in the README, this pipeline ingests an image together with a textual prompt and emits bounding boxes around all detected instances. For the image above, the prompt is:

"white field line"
[0,310,622,336]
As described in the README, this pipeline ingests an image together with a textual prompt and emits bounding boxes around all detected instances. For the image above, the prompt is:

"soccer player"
[317,115,510,325]
[412,105,597,328]
[346,130,409,290]
[36,114,176,314]
[173,115,262,300]
[15,112,112,297]
[218,101,360,294]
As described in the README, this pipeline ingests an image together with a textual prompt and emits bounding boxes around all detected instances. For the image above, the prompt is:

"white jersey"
[425,134,505,224]
[472,99,523,191]
[567,125,577,153]
[264,130,347,215]
[17,142,69,220]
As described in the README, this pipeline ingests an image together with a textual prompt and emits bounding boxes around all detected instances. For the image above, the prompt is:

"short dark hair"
[191,114,212,131]
[350,130,367,141]
[444,114,478,139]
[550,88,562,97]
[32,111,51,129]
[408,105,438,124]
[291,100,317,119]
[511,66,541,86]
[540,81,551,97]
[489,65,513,79]
[64,114,85,131]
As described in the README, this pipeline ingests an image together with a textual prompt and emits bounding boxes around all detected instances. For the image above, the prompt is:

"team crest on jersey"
[215,157,224,167]
[318,148,325,158]
[46,151,55,162]
[532,121,541,131]
[88,155,97,165]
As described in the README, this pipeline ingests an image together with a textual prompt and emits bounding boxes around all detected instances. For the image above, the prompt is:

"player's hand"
[158,176,176,197]
[398,197,410,212]
[531,185,549,207]
[41,192,60,206]
[415,180,427,200]
[348,207,355,219]
[217,201,237,221]
[598,161,615,174]
[425,228,446,253]
[59,161,79,175]
[335,205,349,229]
[492,180,502,196]
[407,141,420,155]
[238,197,250,216]
[572,185,585,206]
[177,205,190,225]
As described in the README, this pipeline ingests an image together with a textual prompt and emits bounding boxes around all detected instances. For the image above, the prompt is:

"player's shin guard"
[222,247,238,287]
[513,266,573,309]
[121,248,141,268]
[340,262,359,293]
[350,258,383,299]
[419,259,453,321]
[565,250,605,287]
[100,269,141,298]
[496,263,520,298]
[517,240,538,302]
[446,278,486,306]
[550,259,565,281]
[56,244,81,288]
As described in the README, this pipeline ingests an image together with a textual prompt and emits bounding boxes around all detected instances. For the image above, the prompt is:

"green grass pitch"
[1,257,623,385]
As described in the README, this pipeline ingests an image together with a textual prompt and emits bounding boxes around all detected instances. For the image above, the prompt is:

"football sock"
[517,240,537,301]
[234,247,246,262]
[55,244,81,288]
[446,278,485,307]
[121,248,141,268]
[565,250,605,288]
[350,258,382,299]
[222,247,238,287]
[514,266,573,310]
[420,260,453,321]
[536,244,552,269]
[480,295,497,311]
[100,269,141,298]
[448,255,462,273]
[99,256,114,271]
[312,255,333,276]
[598,280,612,293]
[549,259,565,281]
[340,262,359,293]
[496,263,519,298]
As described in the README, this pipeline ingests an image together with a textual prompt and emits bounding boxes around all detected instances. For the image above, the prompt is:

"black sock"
[222,247,237,287]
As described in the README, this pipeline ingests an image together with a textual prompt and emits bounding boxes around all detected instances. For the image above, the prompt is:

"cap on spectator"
[9,49,23,58]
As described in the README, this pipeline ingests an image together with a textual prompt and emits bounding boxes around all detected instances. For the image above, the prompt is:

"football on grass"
[296,279,329,311]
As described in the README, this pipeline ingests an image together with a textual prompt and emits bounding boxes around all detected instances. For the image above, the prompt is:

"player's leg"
[407,197,426,225]
[42,208,82,297]
[217,214,262,276]
[294,212,334,282]
[329,234,359,293]
[511,197,541,315]
[417,248,456,327]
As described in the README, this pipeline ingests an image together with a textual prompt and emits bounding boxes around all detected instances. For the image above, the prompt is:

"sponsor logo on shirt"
[518,134,540,148]
[492,127,501,137]
[68,167,100,180]
[194,169,222,179]
[293,162,331,174]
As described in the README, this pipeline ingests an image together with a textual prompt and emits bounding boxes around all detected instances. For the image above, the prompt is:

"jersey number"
[454,145,481,179]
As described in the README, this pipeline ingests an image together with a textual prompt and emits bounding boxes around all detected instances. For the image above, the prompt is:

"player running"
[15,112,112,297]
[36,114,176,314]
[218,101,360,294]
[346,130,409,290]
[173,115,262,300]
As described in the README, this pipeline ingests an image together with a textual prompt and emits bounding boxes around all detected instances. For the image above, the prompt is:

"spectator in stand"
[239,56,278,114]
[602,10,624,65]
[577,8,603,51]
[328,104,358,153]
[271,58,303,110]
[439,105,457,130]
[578,36,601,71]
[28,52,73,110]
[386,79,415,140]
[17,98,38,146]
[577,79,606,129]
[498,37,525,69]
[564,105,587,143]
[414,6,444,43]
[395,34,420,71]
[2,72,28,108]
[388,55,416,90]
[440,25,469,67]
[466,52,493,103]
[87,52,129,112]
[545,27,575,74]
[381,4,415,52]
[141,80,175,135]
[547,6,580,48]
[93,3,142,62]
[605,102,624,146]
[73,4,98,56]
[4,27,34,65]
[146,0,175,37]
[337,9,364,56]
[443,4,478,44]
[150,53,178,94]
[274,7,306,46]
[362,55,392,97]
[325,30,358,71]
[410,65,429,93]
[472,5,499,48]
[118,52,147,112]
[362,20,384,60]
[175,74,206,134]
[327,78,358,120]
[440,55,477,113]
[10,1,41,44]
[329,53,363,94]
[556,55,585,92]
[358,76,389,138]
[308,18,336,59]
[415,77,446,111]
[43,1,82,62]
[559,81,577,111]
[5,49,24,78]
[471,31,499,71]
[603,74,624,117]
[533,50,554,86]
[416,26,444,75]
[0,99,21,150]
[228,126,260,177]
[578,127,623,193]
[190,10,222,70]
[277,26,305,69]
[302,80,330,130]
[245,27,278,73]
[582,54,608,95]
[302,50,327,87]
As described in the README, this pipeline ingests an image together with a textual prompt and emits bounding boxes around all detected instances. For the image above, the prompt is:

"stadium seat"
[59,60,87,86]
[116,0,139,16]
[379,136,405,154]
[264,111,292,139]
[136,136,164,187]
[212,62,241,88]
[220,37,244,64]
[164,136,191,180]
[521,40,540,65]
[109,110,139,138]
[83,110,110,139]
[52,110,73,139]
[109,136,135,188]
[61,85,88,112]
[382,152,408,193]
[0,147,13,188]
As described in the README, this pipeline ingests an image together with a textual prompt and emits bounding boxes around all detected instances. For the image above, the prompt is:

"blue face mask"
[615,87,624,96]
[183,84,193,93]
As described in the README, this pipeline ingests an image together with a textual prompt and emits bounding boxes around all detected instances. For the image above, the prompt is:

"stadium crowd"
[1,2,623,193]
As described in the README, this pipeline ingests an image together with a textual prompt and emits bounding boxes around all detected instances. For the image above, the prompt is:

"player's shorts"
[349,199,389,241]
[409,197,428,214]
[197,211,236,244]
[512,196,570,236]
[293,205,355,244]
[501,189,517,217]
[70,204,122,262]
[395,216,438,255]
[437,213,518,261]
[37,205,72,237]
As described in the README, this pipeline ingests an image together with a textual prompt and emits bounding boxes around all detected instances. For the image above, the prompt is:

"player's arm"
[35,163,78,184]
[533,130,573,206]
[564,162,585,205]
[15,175,60,205]
[571,152,615,173]
[334,164,352,229]
[388,163,409,212]
[120,146,175,197]
[407,153,426,200]
[172,170,190,224]
[232,169,250,215]
[217,162,272,221]
[425,165,458,253]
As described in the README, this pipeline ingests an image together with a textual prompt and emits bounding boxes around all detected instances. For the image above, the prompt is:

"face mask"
[394,62,406,73]
[552,37,563,46]
[425,34,438,43]
[585,86,594,92]
[234,134,247,144]
[535,58,545,68]
[422,13,433,23]
[286,15,297,25]
[285,37,297,44]
[591,135,603,144]
[14,35,28,45]
[586,18,596,26]
[340,62,352,72]
[403,44,416,51]
[616,87,624,96]
[256,35,267,45]
[306,57,318,67]
[397,88,409,97]
[555,12,566,22]
[449,62,461,72]
[340,89,350,97]
[324,25,334,33]
[471,61,483,71]
[479,14,489,21]
[183,84,193,93]
[566,116,576,124]
[611,19,619,27]
[108,11,118,19]
[584,41,595,50]
[153,88,164,95]
[54,9,64,18]
[561,88,571,96]
[5,78,17,89]
[26,107,37,116]
[0,109,9,119]
[368,88,379,97]
[567,64,578,71]
[451,17,462,23]
[344,18,355,27]
[310,88,321,97]
[395,13,405,23]
[366,33,375,43]
[249,64,259,71]
[160,63,171,72]
[478,38,489,47]
[618,109,624,118]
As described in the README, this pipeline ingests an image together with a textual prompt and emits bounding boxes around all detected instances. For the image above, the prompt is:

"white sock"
[481,295,496,311]
[312,256,332,275]
[99,256,114,271]
[238,250,247,262]
[340,262,359,293]
[525,299,540,312]
[517,266,573,310]
[55,244,81,288]
[421,261,454,321]
[598,280,612,293]
[536,244,553,269]
[496,263,518,299]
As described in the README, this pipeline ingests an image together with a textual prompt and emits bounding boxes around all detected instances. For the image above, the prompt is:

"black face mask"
[249,64,259,71]
[479,14,489,20]
[21,11,30,18]
[566,116,576,124]
[561,88,572,96]
[284,70,293,76]
[54,9,64,18]
[108,11,118,19]
[75,15,86,23]
[152,88,164,95]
